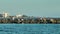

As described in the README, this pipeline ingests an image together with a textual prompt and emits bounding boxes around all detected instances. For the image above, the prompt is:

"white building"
[16,14,23,18]
[3,12,9,18]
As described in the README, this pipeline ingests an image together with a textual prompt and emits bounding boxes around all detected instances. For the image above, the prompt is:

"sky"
[0,0,60,17]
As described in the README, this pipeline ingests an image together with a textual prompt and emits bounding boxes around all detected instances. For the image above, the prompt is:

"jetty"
[0,12,60,24]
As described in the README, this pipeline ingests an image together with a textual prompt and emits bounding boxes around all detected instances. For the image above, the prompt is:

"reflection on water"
[0,24,60,34]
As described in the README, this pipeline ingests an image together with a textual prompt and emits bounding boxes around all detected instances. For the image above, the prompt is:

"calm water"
[0,24,60,34]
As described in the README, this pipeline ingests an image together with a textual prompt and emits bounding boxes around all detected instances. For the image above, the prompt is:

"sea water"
[0,24,60,34]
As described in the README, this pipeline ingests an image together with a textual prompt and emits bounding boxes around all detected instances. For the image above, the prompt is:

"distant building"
[16,14,23,18]
[3,13,9,18]
[0,14,3,17]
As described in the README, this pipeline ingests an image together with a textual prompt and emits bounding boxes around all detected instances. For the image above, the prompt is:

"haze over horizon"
[0,0,60,17]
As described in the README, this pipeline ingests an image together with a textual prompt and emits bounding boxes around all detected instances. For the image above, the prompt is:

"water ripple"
[0,24,60,34]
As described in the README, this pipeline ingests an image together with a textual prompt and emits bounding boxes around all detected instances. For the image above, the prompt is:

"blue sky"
[0,0,60,17]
